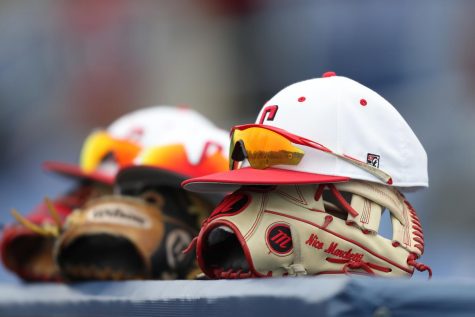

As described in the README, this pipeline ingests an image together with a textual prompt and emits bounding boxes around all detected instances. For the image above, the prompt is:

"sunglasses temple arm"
[334,153,393,185]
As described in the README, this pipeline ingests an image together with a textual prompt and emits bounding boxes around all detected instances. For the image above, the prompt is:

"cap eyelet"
[322,71,336,78]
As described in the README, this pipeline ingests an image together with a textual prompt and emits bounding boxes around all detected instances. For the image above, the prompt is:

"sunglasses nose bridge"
[231,139,248,163]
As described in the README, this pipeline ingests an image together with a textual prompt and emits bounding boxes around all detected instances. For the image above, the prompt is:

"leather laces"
[11,197,63,237]
[407,253,432,279]
[326,257,392,275]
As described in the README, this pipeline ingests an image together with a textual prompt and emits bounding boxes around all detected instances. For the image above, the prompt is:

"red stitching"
[243,193,267,240]
[276,185,308,205]
[264,210,413,274]
[366,183,403,211]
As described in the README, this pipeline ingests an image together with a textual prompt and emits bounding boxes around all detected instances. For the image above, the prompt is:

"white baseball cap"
[116,119,230,191]
[183,72,428,192]
[44,105,217,184]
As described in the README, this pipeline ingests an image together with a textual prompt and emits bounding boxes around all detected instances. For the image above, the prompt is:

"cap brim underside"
[117,165,225,204]
[181,167,350,193]
[116,165,188,192]
[43,161,114,185]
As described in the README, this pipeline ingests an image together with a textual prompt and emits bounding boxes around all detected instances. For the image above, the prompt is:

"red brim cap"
[181,167,350,193]
[42,161,114,185]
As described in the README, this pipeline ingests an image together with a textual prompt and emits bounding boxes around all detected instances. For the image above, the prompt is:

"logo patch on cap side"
[367,153,380,168]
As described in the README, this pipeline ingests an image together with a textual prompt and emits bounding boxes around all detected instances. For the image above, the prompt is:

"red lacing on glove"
[327,184,359,217]
[313,184,359,217]
[322,215,333,229]
[182,236,198,254]
[326,257,392,275]
[405,200,425,253]
[407,253,432,279]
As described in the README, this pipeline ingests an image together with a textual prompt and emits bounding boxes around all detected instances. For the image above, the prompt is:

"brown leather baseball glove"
[55,186,213,281]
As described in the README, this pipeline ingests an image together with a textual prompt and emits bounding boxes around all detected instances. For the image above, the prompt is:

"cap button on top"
[322,71,336,78]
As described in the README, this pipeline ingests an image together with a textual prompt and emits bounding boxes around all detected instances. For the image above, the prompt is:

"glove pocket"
[54,196,165,280]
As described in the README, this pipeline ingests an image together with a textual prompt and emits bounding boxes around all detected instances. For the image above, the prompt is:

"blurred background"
[0,0,474,282]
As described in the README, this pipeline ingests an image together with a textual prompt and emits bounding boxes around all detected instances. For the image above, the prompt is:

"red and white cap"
[116,112,230,192]
[45,105,217,185]
[183,72,428,192]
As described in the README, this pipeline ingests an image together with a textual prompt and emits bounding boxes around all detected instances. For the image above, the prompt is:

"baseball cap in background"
[44,105,216,184]
[183,72,428,193]
[116,119,229,195]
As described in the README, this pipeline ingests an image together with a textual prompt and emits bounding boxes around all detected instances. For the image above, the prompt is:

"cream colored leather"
[197,181,428,278]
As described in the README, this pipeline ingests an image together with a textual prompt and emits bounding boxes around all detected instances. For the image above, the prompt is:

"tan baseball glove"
[55,187,212,281]
[187,181,431,279]
[1,182,111,281]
